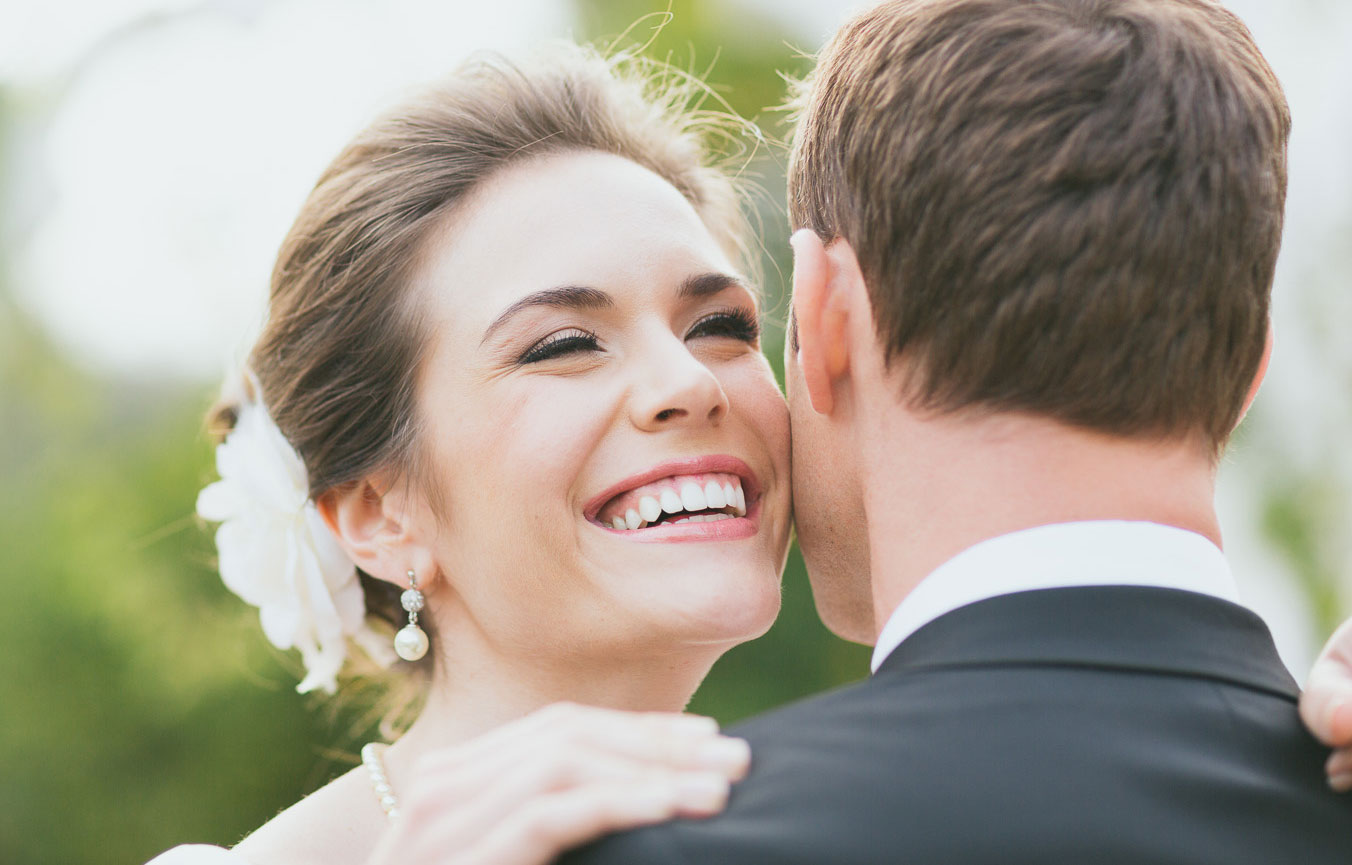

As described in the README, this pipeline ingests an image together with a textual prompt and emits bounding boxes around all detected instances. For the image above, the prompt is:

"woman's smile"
[586,456,761,542]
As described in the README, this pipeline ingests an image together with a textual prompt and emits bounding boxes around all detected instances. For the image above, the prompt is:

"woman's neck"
[381,614,722,774]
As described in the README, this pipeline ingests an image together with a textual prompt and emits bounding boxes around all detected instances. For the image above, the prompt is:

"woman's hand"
[364,702,749,865]
[1300,618,1352,791]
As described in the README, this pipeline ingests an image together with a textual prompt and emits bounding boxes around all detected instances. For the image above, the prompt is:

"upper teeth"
[601,473,748,531]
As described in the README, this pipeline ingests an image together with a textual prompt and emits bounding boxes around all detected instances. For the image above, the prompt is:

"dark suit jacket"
[562,586,1352,864]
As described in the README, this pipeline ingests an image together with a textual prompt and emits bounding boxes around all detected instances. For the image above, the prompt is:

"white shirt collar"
[870,520,1241,673]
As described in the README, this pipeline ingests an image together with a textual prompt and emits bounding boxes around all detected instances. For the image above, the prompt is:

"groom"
[567,0,1352,861]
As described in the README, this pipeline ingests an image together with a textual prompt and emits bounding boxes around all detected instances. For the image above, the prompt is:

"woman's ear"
[316,474,433,589]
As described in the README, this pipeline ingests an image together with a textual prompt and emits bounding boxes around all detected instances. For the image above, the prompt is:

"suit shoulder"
[726,670,879,740]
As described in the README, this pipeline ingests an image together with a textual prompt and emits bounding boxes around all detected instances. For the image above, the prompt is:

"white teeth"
[680,482,707,512]
[704,481,726,509]
[660,489,684,514]
[668,512,738,526]
[639,495,661,523]
[604,476,748,531]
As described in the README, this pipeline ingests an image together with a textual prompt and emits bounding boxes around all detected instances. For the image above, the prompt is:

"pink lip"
[583,455,761,523]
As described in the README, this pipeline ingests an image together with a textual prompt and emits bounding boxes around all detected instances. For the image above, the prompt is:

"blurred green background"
[1,1,1348,863]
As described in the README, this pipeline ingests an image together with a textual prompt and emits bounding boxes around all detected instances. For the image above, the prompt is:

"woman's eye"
[518,329,600,364]
[687,309,760,343]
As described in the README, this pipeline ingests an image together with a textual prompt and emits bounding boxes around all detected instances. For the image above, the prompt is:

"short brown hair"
[789,0,1290,448]
[211,46,750,671]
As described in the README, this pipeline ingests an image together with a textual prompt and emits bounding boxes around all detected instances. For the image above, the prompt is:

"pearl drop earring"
[394,570,429,662]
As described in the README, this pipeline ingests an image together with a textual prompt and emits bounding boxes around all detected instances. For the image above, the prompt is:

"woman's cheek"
[729,357,790,444]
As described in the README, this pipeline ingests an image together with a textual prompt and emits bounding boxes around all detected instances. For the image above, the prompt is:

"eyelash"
[518,329,600,364]
[517,308,760,365]
[687,308,760,343]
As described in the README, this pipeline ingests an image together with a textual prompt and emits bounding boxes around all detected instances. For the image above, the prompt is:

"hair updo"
[208,45,754,684]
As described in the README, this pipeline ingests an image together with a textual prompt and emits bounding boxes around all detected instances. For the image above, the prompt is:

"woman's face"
[409,150,791,664]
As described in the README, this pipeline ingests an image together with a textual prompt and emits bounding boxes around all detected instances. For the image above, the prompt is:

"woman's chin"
[632,566,783,649]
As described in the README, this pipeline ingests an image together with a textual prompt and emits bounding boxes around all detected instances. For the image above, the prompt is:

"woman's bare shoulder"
[231,764,385,865]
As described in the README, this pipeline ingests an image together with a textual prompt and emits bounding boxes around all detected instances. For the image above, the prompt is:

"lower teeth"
[607,509,742,530]
[671,513,736,525]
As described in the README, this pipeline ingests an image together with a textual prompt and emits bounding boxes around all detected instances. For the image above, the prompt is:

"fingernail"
[675,714,720,734]
[1333,701,1352,738]
[1328,773,1352,793]
[695,737,751,772]
[675,772,730,809]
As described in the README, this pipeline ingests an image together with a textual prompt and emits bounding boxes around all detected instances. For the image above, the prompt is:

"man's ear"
[316,474,431,589]
[1237,322,1275,425]
[790,229,858,416]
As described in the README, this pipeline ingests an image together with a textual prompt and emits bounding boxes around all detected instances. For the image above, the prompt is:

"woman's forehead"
[412,150,739,333]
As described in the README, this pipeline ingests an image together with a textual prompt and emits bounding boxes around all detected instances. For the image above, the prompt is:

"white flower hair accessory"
[196,371,397,694]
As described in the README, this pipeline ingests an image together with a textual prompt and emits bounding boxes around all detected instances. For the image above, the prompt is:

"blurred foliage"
[574,0,814,128]
[1261,478,1347,635]
[0,302,354,863]
[0,4,865,863]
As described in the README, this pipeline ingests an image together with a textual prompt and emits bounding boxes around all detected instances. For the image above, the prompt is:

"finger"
[409,735,733,835]
[469,775,730,865]
[1325,748,1352,792]
[417,706,747,785]
[421,703,718,771]
[515,703,719,740]
[521,703,732,766]
[1327,751,1352,794]
[1300,664,1352,747]
[567,718,750,777]
[406,745,669,813]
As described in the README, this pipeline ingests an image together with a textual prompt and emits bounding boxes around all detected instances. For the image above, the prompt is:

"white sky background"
[5,0,1351,674]
[2,0,573,378]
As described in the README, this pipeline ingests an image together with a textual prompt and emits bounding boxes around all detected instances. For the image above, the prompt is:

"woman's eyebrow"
[680,272,750,299]
[480,286,614,345]
[479,273,749,346]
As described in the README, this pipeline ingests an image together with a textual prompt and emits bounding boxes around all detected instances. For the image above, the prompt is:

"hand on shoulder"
[1301,618,1352,790]
[223,702,746,865]
[363,702,747,865]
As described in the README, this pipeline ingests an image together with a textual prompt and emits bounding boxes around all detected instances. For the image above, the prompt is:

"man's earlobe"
[1237,323,1274,425]
[791,229,850,416]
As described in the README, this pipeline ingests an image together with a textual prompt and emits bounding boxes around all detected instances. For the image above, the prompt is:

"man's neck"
[859,409,1221,638]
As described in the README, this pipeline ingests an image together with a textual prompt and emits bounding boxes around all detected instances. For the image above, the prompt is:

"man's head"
[785,0,1289,641]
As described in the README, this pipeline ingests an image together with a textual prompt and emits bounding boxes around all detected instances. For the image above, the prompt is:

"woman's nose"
[629,339,729,432]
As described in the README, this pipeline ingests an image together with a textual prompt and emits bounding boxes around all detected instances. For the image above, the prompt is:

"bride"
[152,44,791,865]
